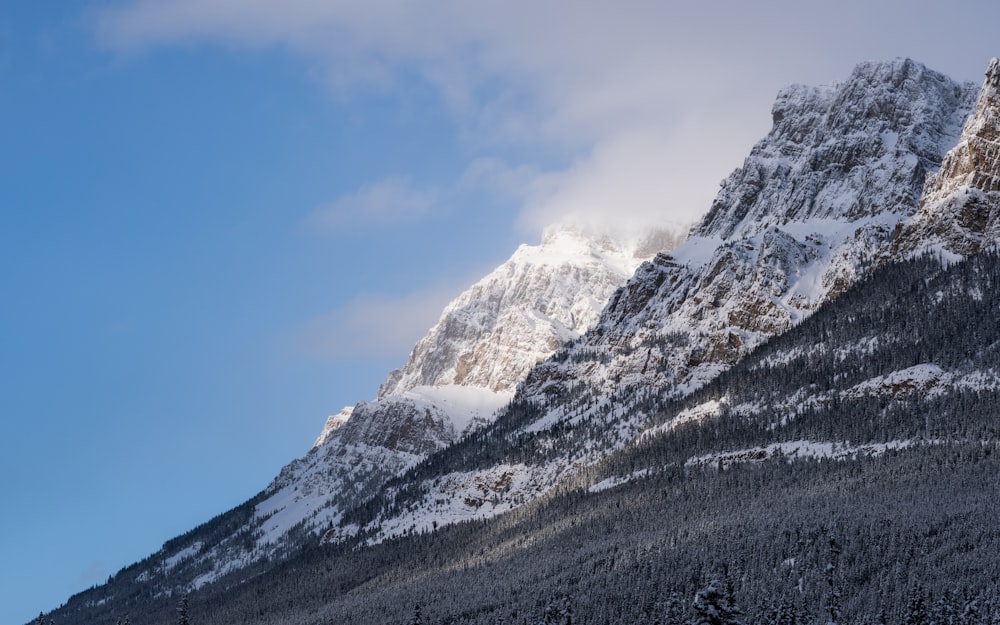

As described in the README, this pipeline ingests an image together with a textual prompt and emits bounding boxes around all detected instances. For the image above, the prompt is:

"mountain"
[339,58,985,540]
[45,57,1000,625]
[526,58,974,402]
[82,223,684,598]
[56,233,1000,625]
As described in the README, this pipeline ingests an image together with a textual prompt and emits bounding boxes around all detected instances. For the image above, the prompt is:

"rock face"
[893,57,1000,256]
[521,58,976,407]
[698,59,969,239]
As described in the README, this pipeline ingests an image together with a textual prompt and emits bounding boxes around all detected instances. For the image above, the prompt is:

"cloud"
[305,177,438,230]
[292,287,458,362]
[96,0,1000,234]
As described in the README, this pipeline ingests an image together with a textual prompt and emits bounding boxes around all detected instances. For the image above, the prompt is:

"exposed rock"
[892,58,1000,256]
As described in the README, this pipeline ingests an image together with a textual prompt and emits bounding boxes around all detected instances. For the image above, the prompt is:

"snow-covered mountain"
[129,222,684,587]
[50,57,1000,625]
[379,225,686,398]
[347,58,998,540]
[258,224,683,538]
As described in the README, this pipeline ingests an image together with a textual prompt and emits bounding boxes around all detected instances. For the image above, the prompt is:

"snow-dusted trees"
[176,593,190,625]
[690,579,743,625]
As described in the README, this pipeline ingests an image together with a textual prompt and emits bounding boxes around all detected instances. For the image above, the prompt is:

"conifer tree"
[825,534,842,625]
[905,586,929,625]
[690,579,743,625]
[177,593,190,625]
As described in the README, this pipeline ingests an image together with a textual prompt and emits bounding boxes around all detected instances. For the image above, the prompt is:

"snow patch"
[400,385,512,434]
[844,364,949,398]
[163,543,202,571]
[639,398,726,441]
[685,439,922,469]
[588,469,652,493]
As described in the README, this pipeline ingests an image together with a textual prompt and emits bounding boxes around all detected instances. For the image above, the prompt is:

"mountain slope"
[93,223,684,598]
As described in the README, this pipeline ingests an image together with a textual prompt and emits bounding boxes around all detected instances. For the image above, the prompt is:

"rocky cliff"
[893,57,1000,256]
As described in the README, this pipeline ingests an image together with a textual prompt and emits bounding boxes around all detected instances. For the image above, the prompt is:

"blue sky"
[2,2,999,623]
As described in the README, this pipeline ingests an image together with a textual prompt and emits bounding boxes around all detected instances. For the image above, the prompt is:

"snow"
[369,461,579,542]
[669,235,724,268]
[401,385,513,434]
[845,364,949,398]
[163,543,202,571]
[639,399,726,441]
[588,469,651,493]
[685,439,924,469]
[253,442,422,549]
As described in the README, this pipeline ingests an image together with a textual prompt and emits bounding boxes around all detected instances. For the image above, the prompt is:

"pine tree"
[905,585,929,625]
[177,593,190,625]
[560,595,573,625]
[690,579,743,625]
[663,592,686,625]
[959,598,980,625]
[824,534,842,625]
[766,596,800,625]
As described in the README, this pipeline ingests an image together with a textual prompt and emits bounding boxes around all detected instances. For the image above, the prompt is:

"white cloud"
[305,177,438,230]
[96,0,1000,234]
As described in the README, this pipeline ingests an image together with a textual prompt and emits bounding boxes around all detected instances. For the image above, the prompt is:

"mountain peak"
[377,223,685,399]
[694,58,970,242]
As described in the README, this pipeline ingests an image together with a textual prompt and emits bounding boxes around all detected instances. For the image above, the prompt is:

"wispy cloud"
[96,0,1000,234]
[304,177,438,231]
